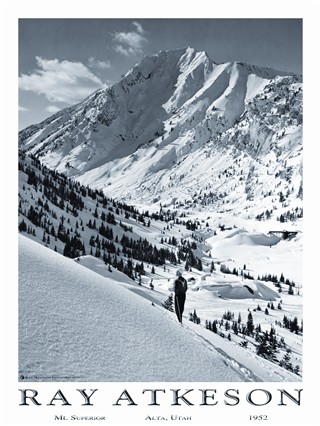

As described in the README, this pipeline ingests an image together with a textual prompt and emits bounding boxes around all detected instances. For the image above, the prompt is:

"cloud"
[46,105,61,114]
[113,21,147,56]
[19,105,29,112]
[88,57,111,70]
[19,57,104,104]
[132,21,144,34]
[114,45,137,57]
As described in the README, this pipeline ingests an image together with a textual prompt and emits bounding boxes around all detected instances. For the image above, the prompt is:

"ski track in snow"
[154,301,255,382]
[160,309,297,383]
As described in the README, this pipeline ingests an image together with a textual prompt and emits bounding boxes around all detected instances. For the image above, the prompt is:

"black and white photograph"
[18,16,304,383]
[1,0,319,425]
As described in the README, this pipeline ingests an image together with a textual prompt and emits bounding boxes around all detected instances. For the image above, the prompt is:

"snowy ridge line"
[18,47,302,212]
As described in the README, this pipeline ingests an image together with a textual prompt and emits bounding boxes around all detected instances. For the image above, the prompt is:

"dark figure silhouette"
[174,270,188,323]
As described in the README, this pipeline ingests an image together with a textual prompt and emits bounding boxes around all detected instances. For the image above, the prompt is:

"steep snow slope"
[19,235,242,382]
[18,235,300,382]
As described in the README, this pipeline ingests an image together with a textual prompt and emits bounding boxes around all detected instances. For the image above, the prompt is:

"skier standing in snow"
[174,270,188,323]
[149,279,154,290]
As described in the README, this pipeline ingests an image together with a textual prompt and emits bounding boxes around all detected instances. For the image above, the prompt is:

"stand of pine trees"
[19,152,205,281]
[200,307,301,376]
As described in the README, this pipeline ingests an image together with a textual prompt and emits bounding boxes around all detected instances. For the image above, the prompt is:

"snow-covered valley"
[18,151,302,382]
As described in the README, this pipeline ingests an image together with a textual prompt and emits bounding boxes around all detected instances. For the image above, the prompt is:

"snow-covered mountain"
[18,47,303,382]
[19,47,302,220]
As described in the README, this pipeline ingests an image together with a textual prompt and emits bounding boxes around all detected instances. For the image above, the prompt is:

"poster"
[1,0,319,425]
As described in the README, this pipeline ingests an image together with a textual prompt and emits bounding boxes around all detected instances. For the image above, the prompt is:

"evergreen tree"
[279,349,293,371]
[290,317,299,334]
[19,219,27,232]
[189,310,201,324]
[162,293,174,312]
[212,320,218,333]
[232,321,239,335]
[246,311,254,335]
[293,365,300,375]
[237,312,242,325]
[269,326,278,353]
[256,332,278,361]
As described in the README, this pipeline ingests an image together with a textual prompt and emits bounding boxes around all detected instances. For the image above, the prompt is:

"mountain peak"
[123,47,299,88]
[124,46,208,77]
[19,44,302,212]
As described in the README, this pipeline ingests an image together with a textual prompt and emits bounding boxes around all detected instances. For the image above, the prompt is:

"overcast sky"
[18,19,302,130]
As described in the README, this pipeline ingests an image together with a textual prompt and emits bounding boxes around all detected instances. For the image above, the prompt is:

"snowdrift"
[19,235,245,382]
[202,281,280,301]
[225,230,281,247]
